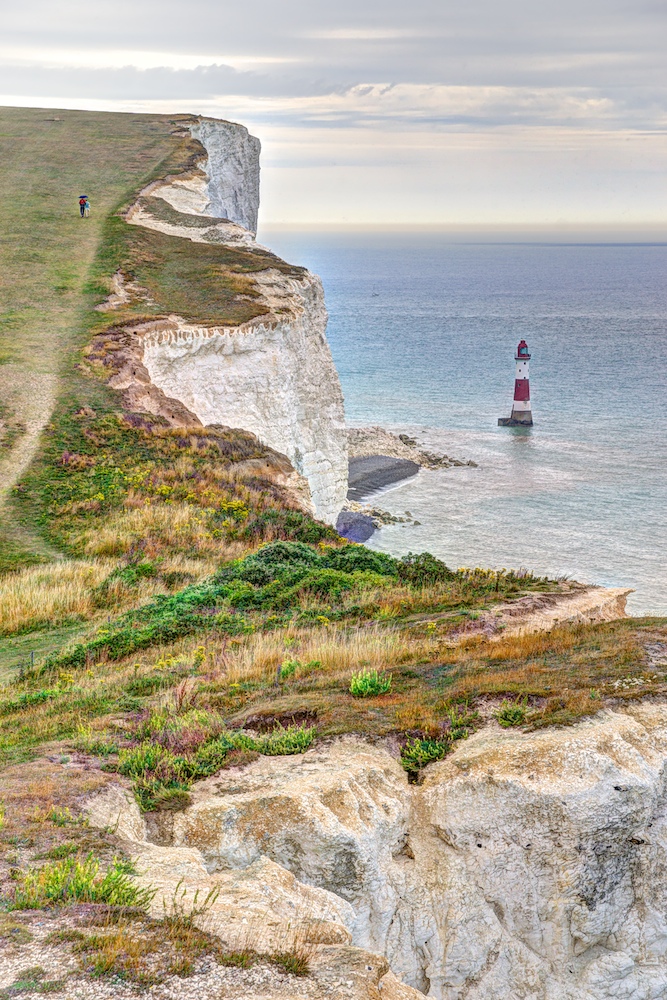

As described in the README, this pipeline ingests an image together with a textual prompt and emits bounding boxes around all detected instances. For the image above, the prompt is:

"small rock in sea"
[336,511,375,542]
[413,520,421,525]
[405,511,412,516]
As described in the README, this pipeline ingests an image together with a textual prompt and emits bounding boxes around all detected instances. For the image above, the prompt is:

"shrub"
[324,546,398,576]
[349,669,392,698]
[397,552,454,587]
[400,737,450,772]
[496,697,527,727]
[9,854,154,910]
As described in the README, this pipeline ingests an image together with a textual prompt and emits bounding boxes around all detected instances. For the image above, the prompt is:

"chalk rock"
[140,270,348,524]
[190,117,261,234]
[121,115,348,525]
[159,711,667,999]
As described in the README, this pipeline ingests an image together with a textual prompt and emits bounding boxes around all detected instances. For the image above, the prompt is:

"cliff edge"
[110,116,348,525]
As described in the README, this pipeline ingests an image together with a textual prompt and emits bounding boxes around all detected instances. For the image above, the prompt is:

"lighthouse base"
[498,413,533,427]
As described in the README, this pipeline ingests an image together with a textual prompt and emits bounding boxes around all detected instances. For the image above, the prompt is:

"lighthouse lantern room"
[498,339,533,426]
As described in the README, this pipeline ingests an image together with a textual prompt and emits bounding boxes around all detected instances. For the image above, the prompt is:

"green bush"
[44,539,550,673]
[349,669,392,697]
[324,546,397,576]
[400,737,450,772]
[496,697,527,727]
[397,552,454,587]
[9,854,153,910]
[279,658,299,680]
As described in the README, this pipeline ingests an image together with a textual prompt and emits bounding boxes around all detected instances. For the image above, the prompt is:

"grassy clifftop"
[0,106,664,861]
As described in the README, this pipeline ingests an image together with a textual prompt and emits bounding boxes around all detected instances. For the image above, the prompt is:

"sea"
[260,230,667,617]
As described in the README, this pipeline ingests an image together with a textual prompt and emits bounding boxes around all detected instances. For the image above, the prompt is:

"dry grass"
[0,757,116,902]
[0,555,216,636]
[218,624,428,688]
[0,562,111,635]
[0,612,665,772]
[80,502,247,564]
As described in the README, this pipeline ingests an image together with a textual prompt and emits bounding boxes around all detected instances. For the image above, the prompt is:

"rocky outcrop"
[347,428,475,470]
[86,708,667,999]
[449,585,634,642]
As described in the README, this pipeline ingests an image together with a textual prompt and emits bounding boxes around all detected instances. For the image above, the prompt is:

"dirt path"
[0,107,181,555]
[0,365,57,505]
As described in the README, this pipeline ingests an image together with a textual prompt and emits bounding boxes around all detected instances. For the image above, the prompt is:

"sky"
[1,0,666,228]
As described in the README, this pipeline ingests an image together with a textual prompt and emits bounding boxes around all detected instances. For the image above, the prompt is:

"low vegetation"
[110,711,314,810]
[1,112,667,992]
[9,854,152,910]
[40,541,555,672]
[350,668,392,697]
[2,891,312,988]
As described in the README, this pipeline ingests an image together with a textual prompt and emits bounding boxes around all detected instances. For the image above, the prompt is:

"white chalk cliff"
[88,705,667,1000]
[124,117,348,525]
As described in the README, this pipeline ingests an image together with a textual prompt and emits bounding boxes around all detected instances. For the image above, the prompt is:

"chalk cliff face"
[189,118,261,234]
[124,117,348,525]
[88,708,667,1000]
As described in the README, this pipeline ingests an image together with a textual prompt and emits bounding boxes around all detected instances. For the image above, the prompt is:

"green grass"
[496,696,528,727]
[0,623,91,685]
[94,213,305,329]
[8,853,154,910]
[0,107,191,564]
[349,669,392,697]
[41,541,552,671]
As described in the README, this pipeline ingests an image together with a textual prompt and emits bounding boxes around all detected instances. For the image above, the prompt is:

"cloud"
[1,0,665,224]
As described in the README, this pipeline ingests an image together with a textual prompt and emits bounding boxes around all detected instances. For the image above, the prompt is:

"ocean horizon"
[259,229,667,617]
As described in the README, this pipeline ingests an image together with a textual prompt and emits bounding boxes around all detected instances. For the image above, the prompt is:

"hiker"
[78,195,89,218]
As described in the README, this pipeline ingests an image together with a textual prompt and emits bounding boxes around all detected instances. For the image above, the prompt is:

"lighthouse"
[498,339,533,426]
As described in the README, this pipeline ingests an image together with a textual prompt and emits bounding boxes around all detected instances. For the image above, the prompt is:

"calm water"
[260,230,667,615]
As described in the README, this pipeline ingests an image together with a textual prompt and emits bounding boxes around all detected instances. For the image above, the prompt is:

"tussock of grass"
[80,503,243,564]
[8,854,153,910]
[0,562,111,635]
[0,553,219,638]
[349,669,392,697]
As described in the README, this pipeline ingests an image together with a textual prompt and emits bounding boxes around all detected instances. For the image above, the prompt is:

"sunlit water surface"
[260,230,667,615]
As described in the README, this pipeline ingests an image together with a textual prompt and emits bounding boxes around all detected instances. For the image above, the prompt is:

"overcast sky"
[1,0,666,227]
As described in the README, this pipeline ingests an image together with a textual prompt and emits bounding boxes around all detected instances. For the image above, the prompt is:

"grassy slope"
[0,108,331,677]
[0,107,664,834]
[0,107,185,564]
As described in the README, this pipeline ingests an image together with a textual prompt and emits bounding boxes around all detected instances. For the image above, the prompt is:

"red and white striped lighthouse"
[498,339,533,426]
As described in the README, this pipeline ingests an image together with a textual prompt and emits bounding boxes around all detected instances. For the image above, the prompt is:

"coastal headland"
[0,107,666,1000]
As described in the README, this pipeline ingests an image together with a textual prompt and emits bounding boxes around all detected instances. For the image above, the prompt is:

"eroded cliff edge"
[85,706,667,1000]
[99,116,348,525]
